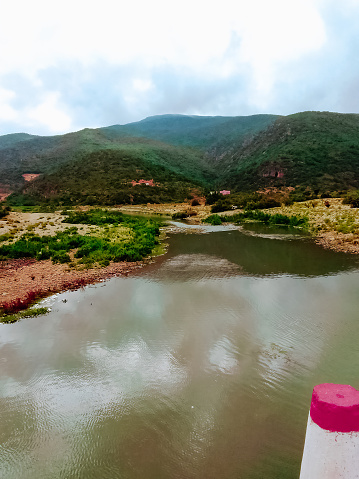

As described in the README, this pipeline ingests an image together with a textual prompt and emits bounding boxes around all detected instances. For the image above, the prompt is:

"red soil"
[0,258,144,309]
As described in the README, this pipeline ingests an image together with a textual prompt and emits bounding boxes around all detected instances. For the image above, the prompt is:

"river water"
[1,226,359,478]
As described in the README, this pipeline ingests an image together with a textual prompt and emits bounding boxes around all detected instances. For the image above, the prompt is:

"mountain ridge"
[2,111,359,205]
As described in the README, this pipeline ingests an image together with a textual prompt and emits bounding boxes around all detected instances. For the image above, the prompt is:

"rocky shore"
[0,257,145,310]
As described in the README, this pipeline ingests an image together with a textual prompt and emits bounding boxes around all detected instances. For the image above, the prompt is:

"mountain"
[219,111,359,193]
[0,133,39,150]
[2,111,359,206]
[12,145,209,206]
[102,114,279,152]
[0,127,213,189]
[0,114,279,204]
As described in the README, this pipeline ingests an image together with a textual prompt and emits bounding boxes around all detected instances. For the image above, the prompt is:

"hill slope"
[0,133,38,150]
[220,111,359,192]
[102,114,279,152]
[0,127,214,190]
[3,111,359,205]
[8,146,205,206]
[0,114,279,204]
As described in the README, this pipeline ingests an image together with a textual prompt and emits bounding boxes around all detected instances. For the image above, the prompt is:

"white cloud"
[27,92,72,133]
[0,0,358,134]
[0,88,17,121]
[0,0,326,73]
[132,78,153,93]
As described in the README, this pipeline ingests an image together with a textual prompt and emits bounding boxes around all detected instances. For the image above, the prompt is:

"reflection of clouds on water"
[208,337,239,374]
[129,281,167,322]
[214,275,341,374]
[0,376,25,398]
[86,340,187,398]
[2,261,359,477]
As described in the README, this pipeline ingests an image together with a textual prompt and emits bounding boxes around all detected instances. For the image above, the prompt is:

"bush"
[220,210,308,228]
[0,205,11,219]
[203,214,223,225]
[0,210,162,267]
[343,190,359,208]
[51,251,71,264]
[211,199,232,213]
[205,192,221,205]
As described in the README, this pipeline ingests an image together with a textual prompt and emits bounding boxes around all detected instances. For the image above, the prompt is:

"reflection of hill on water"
[146,230,359,280]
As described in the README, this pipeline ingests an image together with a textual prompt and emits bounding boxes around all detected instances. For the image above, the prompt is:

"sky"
[1,0,359,136]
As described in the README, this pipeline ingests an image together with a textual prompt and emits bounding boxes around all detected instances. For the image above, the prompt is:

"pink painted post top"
[310,383,359,433]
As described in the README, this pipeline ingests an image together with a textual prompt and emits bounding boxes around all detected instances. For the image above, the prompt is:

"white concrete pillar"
[300,383,359,479]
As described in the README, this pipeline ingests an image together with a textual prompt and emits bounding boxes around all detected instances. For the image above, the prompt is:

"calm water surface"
[1,228,359,478]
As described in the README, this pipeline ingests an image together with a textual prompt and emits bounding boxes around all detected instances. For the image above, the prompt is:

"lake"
[1,226,359,478]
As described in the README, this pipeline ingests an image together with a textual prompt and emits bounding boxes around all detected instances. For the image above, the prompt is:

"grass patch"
[260,198,359,237]
[0,209,163,268]
[1,307,49,324]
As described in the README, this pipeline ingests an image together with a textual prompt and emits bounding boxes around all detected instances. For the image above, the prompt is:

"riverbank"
[0,258,144,306]
[1,198,359,319]
[215,198,359,254]
[0,208,163,320]
[262,198,359,254]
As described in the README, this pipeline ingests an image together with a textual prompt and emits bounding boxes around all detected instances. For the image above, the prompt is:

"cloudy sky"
[0,0,358,136]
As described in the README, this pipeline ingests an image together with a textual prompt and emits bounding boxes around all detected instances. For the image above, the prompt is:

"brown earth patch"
[0,184,12,202]
[22,173,40,182]
[0,258,145,308]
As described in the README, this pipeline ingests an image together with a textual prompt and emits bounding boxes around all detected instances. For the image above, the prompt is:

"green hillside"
[220,111,359,193]
[0,129,105,187]
[0,113,278,205]
[3,111,359,206]
[7,147,203,206]
[0,127,213,190]
[0,133,38,150]
[102,114,279,152]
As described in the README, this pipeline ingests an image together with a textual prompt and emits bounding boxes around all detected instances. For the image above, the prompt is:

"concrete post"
[300,383,359,479]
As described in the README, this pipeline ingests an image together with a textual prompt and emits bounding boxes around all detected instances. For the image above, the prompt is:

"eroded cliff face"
[260,162,285,179]
[262,168,285,178]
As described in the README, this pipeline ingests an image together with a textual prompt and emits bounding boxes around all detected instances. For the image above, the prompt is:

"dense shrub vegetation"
[343,190,359,208]
[0,205,10,219]
[0,210,162,267]
[209,192,282,213]
[223,112,359,193]
[203,211,308,229]
[6,148,203,207]
[3,111,359,207]
[203,214,222,225]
